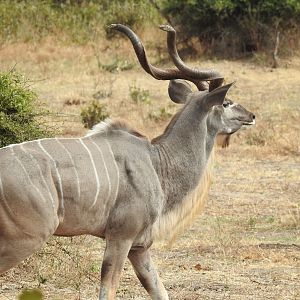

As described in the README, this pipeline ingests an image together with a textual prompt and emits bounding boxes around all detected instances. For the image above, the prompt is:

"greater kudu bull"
[0,25,255,299]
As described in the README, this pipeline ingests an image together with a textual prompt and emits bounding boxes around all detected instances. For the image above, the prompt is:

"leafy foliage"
[98,57,134,73]
[148,106,173,121]
[0,0,160,43]
[161,0,300,55]
[129,83,151,104]
[18,289,43,300]
[0,71,52,148]
[80,100,109,129]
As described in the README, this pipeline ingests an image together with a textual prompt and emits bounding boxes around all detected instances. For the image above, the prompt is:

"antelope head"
[109,24,255,140]
[168,79,255,136]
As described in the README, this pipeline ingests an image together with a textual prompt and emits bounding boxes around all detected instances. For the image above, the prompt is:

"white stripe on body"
[38,140,64,203]
[10,147,47,203]
[20,144,56,210]
[0,172,5,200]
[1,137,81,150]
[55,138,81,200]
[1,137,119,206]
[0,170,14,217]
[90,138,112,201]
[105,140,119,203]
[79,139,100,207]
[0,168,39,238]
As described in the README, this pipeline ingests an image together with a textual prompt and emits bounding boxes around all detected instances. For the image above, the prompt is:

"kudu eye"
[222,101,230,108]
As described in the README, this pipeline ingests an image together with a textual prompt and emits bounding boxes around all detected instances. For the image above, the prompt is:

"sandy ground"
[0,39,299,299]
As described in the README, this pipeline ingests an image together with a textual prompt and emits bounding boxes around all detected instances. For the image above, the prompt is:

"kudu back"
[0,25,255,299]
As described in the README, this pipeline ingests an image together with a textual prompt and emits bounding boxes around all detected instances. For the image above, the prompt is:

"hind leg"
[0,232,54,274]
[0,209,59,274]
[0,206,59,274]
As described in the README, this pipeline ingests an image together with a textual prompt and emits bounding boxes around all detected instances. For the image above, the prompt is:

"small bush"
[0,0,160,43]
[18,289,43,300]
[98,57,134,73]
[129,83,151,104]
[148,106,173,122]
[80,100,109,129]
[0,71,52,148]
[103,0,160,38]
[162,0,300,56]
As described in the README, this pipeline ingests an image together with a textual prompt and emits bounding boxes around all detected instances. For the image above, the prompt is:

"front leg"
[128,248,169,300]
[99,238,132,300]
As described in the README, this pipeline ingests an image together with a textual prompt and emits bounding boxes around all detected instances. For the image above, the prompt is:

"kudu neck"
[151,103,218,212]
[154,102,218,160]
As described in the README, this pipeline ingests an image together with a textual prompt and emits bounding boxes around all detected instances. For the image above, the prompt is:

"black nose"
[252,114,255,120]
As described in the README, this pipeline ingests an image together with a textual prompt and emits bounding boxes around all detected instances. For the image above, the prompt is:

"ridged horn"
[159,24,224,91]
[109,24,224,92]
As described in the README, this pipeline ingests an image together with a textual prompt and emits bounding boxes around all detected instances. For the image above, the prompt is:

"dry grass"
[0,38,299,299]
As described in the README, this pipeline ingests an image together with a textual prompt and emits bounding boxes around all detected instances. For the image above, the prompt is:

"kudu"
[0,24,255,299]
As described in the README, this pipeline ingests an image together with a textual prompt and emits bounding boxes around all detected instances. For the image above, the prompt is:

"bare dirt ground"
[0,38,299,299]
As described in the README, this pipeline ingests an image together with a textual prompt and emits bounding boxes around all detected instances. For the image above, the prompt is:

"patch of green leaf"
[148,107,173,121]
[19,289,43,300]
[0,71,53,147]
[80,100,109,129]
[129,83,151,104]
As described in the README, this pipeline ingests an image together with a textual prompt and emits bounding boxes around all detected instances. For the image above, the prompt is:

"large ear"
[202,82,234,110]
[168,79,193,104]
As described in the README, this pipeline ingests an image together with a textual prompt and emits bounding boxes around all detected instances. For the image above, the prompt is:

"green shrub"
[148,106,173,122]
[80,100,109,129]
[98,57,134,73]
[129,83,151,104]
[102,0,160,38]
[18,289,43,300]
[162,0,300,56]
[0,71,52,148]
[0,0,160,43]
